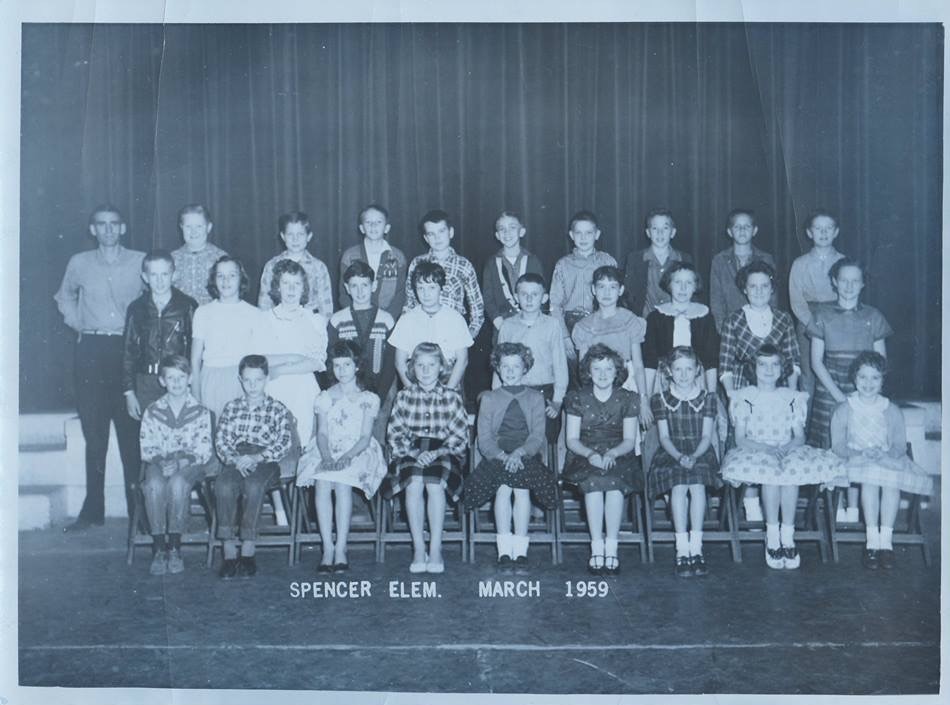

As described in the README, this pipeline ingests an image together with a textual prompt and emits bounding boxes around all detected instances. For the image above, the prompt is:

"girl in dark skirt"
[649,346,721,578]
[806,258,892,523]
[563,344,641,576]
[464,343,557,570]
[384,342,470,575]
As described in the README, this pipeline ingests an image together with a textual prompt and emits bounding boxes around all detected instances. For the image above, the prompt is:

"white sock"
[880,526,894,550]
[496,533,513,558]
[605,538,619,558]
[744,496,763,520]
[779,523,795,547]
[865,525,881,550]
[688,530,703,556]
[511,535,529,559]
[674,532,689,557]
[766,523,780,550]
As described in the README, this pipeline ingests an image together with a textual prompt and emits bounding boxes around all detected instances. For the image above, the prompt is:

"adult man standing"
[54,204,145,531]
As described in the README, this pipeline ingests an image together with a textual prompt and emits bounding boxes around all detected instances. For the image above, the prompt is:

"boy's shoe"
[877,549,896,570]
[166,549,185,574]
[781,546,801,570]
[862,549,880,570]
[513,556,530,575]
[765,546,785,570]
[218,558,239,580]
[690,554,708,577]
[675,555,692,578]
[149,552,167,576]
[237,556,257,578]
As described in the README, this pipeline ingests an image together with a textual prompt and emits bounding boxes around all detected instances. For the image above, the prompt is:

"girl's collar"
[656,301,708,319]
[669,384,702,402]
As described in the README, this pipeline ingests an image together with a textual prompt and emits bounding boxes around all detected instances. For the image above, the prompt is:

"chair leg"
[644,492,655,563]
[824,488,839,563]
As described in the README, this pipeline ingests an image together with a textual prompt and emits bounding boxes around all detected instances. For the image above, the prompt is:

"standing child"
[830,352,934,570]
[389,261,474,390]
[259,211,334,318]
[171,204,228,306]
[621,208,693,319]
[190,256,260,419]
[404,209,484,339]
[563,344,641,575]
[571,265,652,423]
[123,250,198,421]
[481,211,546,333]
[496,273,570,443]
[296,340,388,573]
[549,210,617,338]
[649,347,721,578]
[338,204,408,320]
[721,344,841,569]
[383,343,471,574]
[214,355,295,579]
[708,208,778,333]
[464,343,557,571]
[139,355,213,575]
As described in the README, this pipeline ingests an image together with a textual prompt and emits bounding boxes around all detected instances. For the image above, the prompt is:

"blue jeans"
[214,460,280,540]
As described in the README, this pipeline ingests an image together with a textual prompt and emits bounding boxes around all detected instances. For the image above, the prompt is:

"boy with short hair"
[549,210,617,338]
[139,354,213,576]
[481,211,546,332]
[338,203,408,319]
[621,208,693,318]
[171,204,228,305]
[259,211,334,317]
[708,208,778,333]
[404,209,484,339]
[389,261,474,390]
[328,260,397,441]
[496,273,570,442]
[214,355,295,579]
[123,250,198,421]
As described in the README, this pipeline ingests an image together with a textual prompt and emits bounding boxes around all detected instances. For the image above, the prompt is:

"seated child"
[383,342,471,574]
[563,344,641,575]
[123,250,198,420]
[464,343,557,571]
[649,347,720,578]
[139,354,213,576]
[338,203,408,319]
[721,344,841,570]
[259,211,334,317]
[549,210,617,338]
[328,260,397,442]
[214,354,295,579]
[405,209,485,339]
[481,211,545,332]
[496,273,570,443]
[389,261,474,390]
[171,204,228,305]
[296,340,388,573]
[830,351,934,570]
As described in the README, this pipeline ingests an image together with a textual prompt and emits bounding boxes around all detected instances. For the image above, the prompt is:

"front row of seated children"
[139,340,932,580]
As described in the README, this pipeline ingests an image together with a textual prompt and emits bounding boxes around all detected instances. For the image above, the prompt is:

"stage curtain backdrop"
[20,22,941,411]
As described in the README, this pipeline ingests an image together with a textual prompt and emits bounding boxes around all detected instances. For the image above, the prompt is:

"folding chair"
[644,484,740,562]
[291,484,379,565]
[730,483,831,563]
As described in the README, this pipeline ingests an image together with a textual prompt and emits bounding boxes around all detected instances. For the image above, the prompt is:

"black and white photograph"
[4,1,946,702]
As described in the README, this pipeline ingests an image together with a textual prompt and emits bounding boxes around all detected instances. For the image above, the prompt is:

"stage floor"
[18,515,941,696]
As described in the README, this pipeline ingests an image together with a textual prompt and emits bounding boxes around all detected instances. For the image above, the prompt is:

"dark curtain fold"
[20,22,942,411]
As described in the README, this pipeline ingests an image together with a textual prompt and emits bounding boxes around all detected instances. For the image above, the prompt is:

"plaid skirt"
[381,438,465,502]
[462,454,558,510]
[648,447,721,497]
[807,351,857,449]
[562,451,643,495]
[846,454,934,496]
[721,445,842,487]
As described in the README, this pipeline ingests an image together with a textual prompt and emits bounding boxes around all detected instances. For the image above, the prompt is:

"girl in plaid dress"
[830,352,933,570]
[649,347,720,578]
[383,342,470,574]
[721,344,841,570]
[563,344,641,575]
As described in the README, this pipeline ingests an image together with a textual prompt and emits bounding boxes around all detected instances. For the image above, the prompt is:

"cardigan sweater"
[476,386,546,460]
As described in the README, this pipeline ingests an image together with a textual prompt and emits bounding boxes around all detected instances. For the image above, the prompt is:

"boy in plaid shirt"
[214,354,294,579]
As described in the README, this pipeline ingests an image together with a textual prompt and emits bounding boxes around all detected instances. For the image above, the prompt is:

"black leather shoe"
[690,554,708,577]
[498,555,514,574]
[862,549,879,570]
[218,558,239,579]
[675,555,692,578]
[877,549,896,570]
[237,556,257,577]
[603,556,620,576]
[332,562,349,574]
[317,563,334,574]
[63,517,104,533]
[513,555,530,575]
